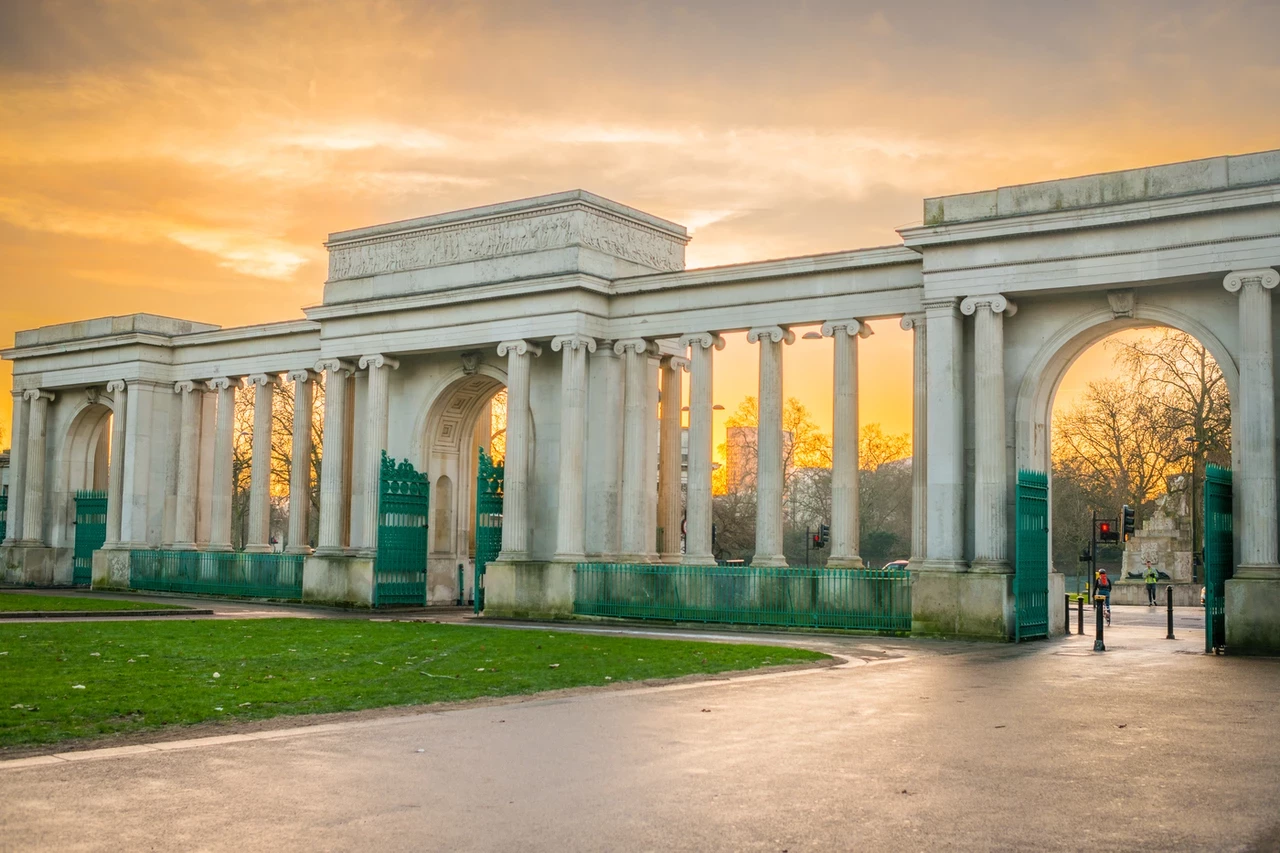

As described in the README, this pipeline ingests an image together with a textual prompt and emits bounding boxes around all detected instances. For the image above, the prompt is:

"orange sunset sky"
[2,1,1279,453]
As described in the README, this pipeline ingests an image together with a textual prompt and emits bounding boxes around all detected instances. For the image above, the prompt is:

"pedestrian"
[1096,568,1112,625]
[1144,563,1159,606]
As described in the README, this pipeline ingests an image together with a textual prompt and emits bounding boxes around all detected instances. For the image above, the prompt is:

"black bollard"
[1166,584,1175,640]
[1078,595,1084,636]
[1065,593,1072,635]
[1093,596,1106,652]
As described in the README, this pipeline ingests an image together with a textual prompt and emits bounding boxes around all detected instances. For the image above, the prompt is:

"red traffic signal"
[813,533,822,546]
[1099,522,1111,534]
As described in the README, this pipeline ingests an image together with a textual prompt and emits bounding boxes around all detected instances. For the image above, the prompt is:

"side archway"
[50,397,115,559]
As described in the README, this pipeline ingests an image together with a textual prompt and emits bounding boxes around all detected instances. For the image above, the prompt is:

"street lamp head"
[801,331,823,340]
[713,404,725,411]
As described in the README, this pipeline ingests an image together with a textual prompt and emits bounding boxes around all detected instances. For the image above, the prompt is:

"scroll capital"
[960,294,1017,317]
[315,359,355,378]
[206,377,237,392]
[358,354,400,371]
[174,380,197,395]
[1224,268,1280,293]
[22,389,54,403]
[550,334,598,354]
[820,319,874,339]
[613,337,658,356]
[497,340,543,358]
[106,380,127,394]
[746,326,795,345]
[248,373,281,389]
[899,312,926,331]
[287,369,316,384]
[677,332,726,351]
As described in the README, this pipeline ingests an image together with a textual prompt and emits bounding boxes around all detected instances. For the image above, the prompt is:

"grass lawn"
[0,593,186,613]
[0,619,827,750]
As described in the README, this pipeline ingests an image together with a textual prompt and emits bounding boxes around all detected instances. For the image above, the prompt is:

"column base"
[751,554,789,568]
[284,545,314,556]
[243,544,272,555]
[1225,575,1280,654]
[170,542,198,552]
[825,556,866,569]
[302,554,375,608]
[1233,563,1280,580]
[910,567,1013,641]
[480,560,574,619]
[918,558,969,572]
[496,550,530,564]
[552,552,586,565]
[682,552,716,566]
[205,544,234,553]
[92,549,133,590]
[2,545,69,586]
[969,559,1012,574]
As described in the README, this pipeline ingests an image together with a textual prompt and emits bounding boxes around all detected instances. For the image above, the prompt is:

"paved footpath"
[2,605,1278,852]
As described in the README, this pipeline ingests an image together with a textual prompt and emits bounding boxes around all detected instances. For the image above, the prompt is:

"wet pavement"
[2,602,1278,851]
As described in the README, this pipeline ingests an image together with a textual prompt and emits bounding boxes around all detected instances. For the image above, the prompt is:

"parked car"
[881,560,909,571]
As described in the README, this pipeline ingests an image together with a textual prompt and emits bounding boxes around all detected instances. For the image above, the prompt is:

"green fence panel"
[1203,465,1233,652]
[375,452,429,607]
[0,493,7,543]
[73,490,108,586]
[129,550,305,599]
[473,446,503,614]
[573,563,911,633]
[1014,470,1050,641]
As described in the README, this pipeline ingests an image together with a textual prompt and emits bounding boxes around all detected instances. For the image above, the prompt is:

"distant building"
[724,426,795,494]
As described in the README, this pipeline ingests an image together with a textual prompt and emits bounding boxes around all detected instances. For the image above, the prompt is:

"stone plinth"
[1121,492,1193,583]
[91,549,132,590]
[480,561,574,619]
[1225,577,1280,655]
[302,555,375,608]
[2,545,70,587]
[910,569,1016,641]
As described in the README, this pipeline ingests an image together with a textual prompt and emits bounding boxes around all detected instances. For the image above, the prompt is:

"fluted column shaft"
[824,320,872,568]
[552,336,594,561]
[244,374,279,553]
[680,333,723,564]
[21,390,54,544]
[206,378,237,552]
[1226,269,1280,575]
[586,344,625,559]
[172,381,202,550]
[617,338,654,560]
[3,391,29,546]
[749,326,794,567]
[286,370,315,554]
[498,341,540,560]
[103,381,127,547]
[924,299,966,569]
[964,295,1015,571]
[315,360,354,554]
[900,314,928,563]
[356,355,398,556]
[657,355,686,562]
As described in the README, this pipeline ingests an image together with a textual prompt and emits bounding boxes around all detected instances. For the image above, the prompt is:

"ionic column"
[924,298,966,570]
[244,374,280,553]
[1225,269,1280,576]
[103,381,127,548]
[585,343,625,559]
[172,381,202,550]
[823,319,874,568]
[657,354,688,562]
[900,314,928,564]
[315,360,355,555]
[206,377,238,552]
[286,370,316,554]
[3,390,30,546]
[551,335,595,562]
[747,325,795,567]
[356,354,399,556]
[497,340,541,561]
[680,333,724,565]
[962,295,1016,572]
[615,338,656,560]
[20,390,54,544]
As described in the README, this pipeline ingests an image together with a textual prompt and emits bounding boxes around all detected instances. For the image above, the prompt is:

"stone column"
[206,377,237,552]
[747,326,795,567]
[679,333,725,565]
[20,390,54,545]
[657,354,687,562]
[923,298,966,570]
[551,335,595,562]
[1225,269,1280,576]
[356,355,399,556]
[497,340,541,561]
[900,314,928,564]
[616,338,655,561]
[244,374,280,553]
[103,381,127,548]
[172,381,202,550]
[585,343,625,559]
[286,369,315,554]
[962,295,1016,572]
[3,390,29,546]
[823,319,874,568]
[315,360,354,555]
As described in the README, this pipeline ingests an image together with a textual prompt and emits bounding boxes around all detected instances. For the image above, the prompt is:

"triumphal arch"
[5,149,1280,653]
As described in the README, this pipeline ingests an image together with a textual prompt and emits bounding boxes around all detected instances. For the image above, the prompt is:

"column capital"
[105,379,127,394]
[1224,268,1280,293]
[821,319,874,339]
[174,380,198,395]
[22,389,54,402]
[497,340,543,358]
[678,331,726,351]
[899,312,926,331]
[614,338,658,356]
[247,373,282,388]
[358,353,400,371]
[960,294,1017,317]
[550,334,597,353]
[206,377,239,392]
[746,326,796,345]
[661,354,690,372]
[315,358,356,377]
[287,368,317,384]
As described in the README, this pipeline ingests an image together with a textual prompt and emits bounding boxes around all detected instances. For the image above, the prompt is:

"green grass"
[0,619,827,750]
[0,593,186,613]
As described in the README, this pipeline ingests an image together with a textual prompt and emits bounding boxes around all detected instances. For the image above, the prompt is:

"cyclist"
[1096,568,1113,625]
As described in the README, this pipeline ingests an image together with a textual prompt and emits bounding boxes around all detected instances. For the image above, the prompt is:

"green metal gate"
[0,493,8,542]
[73,490,108,586]
[1203,464,1233,653]
[374,452,429,607]
[1014,470,1050,641]
[473,446,503,614]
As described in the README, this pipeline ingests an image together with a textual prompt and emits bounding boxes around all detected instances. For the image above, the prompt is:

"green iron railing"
[574,562,911,633]
[0,493,7,542]
[474,446,503,614]
[130,550,305,600]
[1014,470,1049,641]
[1204,464,1233,653]
[375,452,429,607]
[73,490,108,586]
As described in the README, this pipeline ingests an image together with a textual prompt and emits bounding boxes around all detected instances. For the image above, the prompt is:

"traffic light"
[1122,505,1136,541]
[1098,520,1119,542]
[819,524,830,548]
